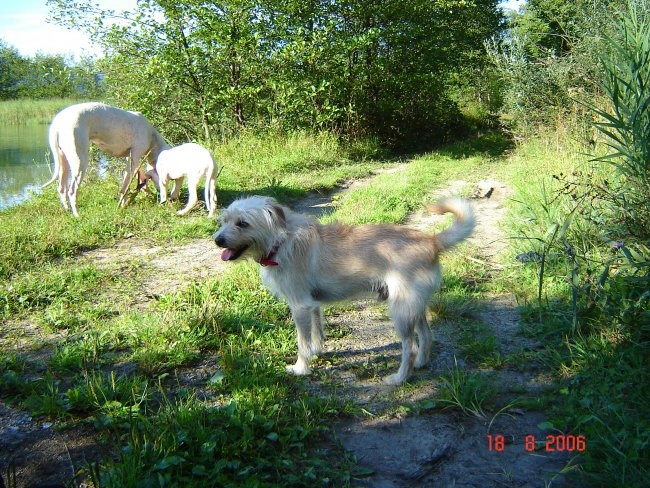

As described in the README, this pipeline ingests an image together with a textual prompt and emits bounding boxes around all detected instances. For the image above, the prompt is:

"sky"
[0,0,526,60]
[0,0,137,59]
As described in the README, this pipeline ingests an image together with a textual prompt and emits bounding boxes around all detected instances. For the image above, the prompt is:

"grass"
[0,98,82,125]
[436,363,497,418]
[1,124,647,486]
[493,126,650,487]
[0,128,391,486]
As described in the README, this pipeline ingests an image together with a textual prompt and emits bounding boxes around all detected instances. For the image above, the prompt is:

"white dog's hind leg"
[170,178,183,200]
[119,172,131,207]
[68,170,84,218]
[64,144,86,217]
[119,153,139,207]
[57,154,70,212]
[205,176,217,217]
[177,176,198,215]
[157,175,169,205]
[205,161,217,217]
[287,306,316,376]
[43,130,61,189]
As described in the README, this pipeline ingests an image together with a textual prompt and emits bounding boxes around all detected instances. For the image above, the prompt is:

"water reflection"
[0,123,52,210]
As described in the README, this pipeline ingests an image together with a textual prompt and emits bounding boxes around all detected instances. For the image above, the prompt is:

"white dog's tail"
[428,198,475,250]
[205,157,218,216]
[42,125,60,189]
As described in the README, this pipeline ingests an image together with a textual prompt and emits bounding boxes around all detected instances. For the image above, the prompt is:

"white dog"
[144,143,218,217]
[43,102,169,217]
[213,196,475,385]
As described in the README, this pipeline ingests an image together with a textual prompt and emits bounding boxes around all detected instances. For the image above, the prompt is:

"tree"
[48,0,505,147]
[489,0,637,137]
[0,40,27,99]
[0,39,104,100]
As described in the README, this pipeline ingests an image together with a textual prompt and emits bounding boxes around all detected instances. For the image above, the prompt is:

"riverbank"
[0,98,83,125]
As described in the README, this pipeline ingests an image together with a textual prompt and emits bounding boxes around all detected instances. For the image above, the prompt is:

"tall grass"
[0,98,82,125]
[214,130,382,200]
[497,4,650,485]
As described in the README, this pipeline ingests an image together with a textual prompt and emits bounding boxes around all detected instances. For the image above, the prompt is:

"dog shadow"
[216,185,307,209]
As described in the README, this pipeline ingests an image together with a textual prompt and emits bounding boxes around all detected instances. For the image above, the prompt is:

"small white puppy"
[146,142,218,217]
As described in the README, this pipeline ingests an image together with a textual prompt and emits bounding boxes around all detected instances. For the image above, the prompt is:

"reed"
[0,98,83,125]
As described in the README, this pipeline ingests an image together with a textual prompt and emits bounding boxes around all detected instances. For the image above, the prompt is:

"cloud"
[3,11,100,58]
[0,4,102,59]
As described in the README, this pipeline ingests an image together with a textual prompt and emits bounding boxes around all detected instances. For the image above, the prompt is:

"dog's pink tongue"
[221,248,235,261]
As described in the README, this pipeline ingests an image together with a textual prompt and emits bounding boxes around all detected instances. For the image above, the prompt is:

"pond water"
[0,123,53,210]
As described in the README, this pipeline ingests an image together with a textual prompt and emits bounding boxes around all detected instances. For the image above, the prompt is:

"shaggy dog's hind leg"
[384,302,418,385]
[414,313,432,369]
[311,307,325,356]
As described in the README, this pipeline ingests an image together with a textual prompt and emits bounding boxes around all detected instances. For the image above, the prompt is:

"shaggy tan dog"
[213,196,475,385]
[44,102,169,217]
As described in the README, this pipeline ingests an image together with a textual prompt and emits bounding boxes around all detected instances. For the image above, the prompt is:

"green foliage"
[48,0,504,147]
[547,335,650,488]
[486,34,575,138]
[0,39,103,101]
[98,394,348,487]
[585,1,650,244]
[0,40,25,99]
[500,6,650,485]
[489,0,630,138]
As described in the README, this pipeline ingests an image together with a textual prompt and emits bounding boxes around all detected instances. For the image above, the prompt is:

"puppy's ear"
[268,204,286,227]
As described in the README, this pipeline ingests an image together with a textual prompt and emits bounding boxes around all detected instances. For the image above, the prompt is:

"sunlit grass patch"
[0,98,81,125]
[214,130,383,200]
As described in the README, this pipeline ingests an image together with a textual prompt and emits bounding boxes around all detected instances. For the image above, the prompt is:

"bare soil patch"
[1,173,577,487]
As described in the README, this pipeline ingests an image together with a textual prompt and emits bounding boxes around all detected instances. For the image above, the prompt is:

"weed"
[24,374,71,418]
[50,337,102,372]
[436,361,497,418]
[458,320,501,367]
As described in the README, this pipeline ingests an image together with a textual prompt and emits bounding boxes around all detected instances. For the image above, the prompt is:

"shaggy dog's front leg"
[287,305,321,376]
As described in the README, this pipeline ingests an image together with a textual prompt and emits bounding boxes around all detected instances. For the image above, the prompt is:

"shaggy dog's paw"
[286,363,311,376]
[383,373,405,386]
[414,356,429,369]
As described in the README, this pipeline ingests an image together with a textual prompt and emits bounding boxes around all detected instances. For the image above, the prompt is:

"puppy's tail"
[427,198,475,250]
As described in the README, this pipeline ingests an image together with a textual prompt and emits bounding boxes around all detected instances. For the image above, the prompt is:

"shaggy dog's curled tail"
[427,198,475,250]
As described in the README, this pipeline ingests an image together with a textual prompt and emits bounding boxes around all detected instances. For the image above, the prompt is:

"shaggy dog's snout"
[213,231,249,261]
[213,232,226,247]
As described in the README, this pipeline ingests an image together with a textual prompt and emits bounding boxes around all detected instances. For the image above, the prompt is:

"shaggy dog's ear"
[268,203,286,227]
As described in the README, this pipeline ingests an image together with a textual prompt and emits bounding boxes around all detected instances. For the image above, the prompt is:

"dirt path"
[321,178,574,487]
[1,172,576,487]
